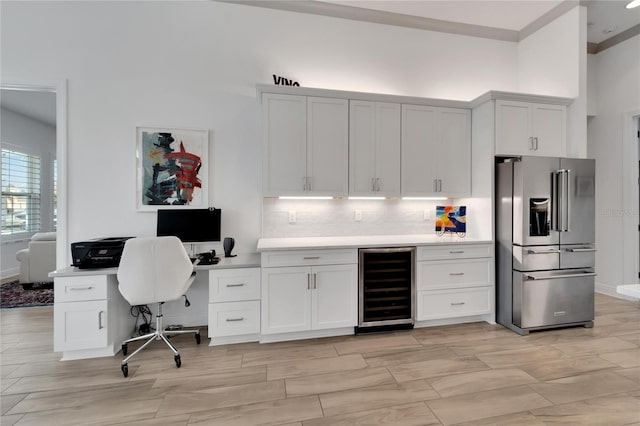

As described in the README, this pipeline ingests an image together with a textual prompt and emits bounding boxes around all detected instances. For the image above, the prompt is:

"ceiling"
[1,89,56,128]
[320,0,640,44]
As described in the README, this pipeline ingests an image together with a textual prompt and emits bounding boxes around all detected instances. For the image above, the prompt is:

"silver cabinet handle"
[527,249,561,254]
[302,176,307,191]
[307,176,312,192]
[371,177,376,191]
[98,311,104,329]
[226,283,245,287]
[376,177,381,192]
[449,250,464,254]
[307,273,311,290]
[449,272,465,276]
[303,256,320,260]
[226,317,244,322]
[313,273,317,289]
[450,302,466,306]
[70,286,93,291]
[433,179,437,192]
[529,137,534,150]
[534,137,539,151]
[567,248,597,252]
[524,272,597,280]
[438,179,442,192]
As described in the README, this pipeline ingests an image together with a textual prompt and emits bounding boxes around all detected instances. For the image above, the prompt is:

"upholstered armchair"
[16,232,56,283]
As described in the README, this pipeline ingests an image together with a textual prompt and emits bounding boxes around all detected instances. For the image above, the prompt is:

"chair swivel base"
[120,303,200,377]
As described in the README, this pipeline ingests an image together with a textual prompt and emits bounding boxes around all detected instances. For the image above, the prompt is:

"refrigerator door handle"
[552,171,559,231]
[524,272,597,280]
[527,249,561,254]
[554,169,571,232]
[564,169,571,231]
[567,248,597,252]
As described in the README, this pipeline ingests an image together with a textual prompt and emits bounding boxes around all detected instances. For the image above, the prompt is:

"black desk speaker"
[223,237,236,257]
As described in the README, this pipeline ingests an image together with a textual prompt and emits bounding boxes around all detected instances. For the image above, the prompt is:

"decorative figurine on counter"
[436,205,466,237]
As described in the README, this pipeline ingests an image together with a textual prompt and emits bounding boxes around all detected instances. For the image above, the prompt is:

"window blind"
[1,149,41,235]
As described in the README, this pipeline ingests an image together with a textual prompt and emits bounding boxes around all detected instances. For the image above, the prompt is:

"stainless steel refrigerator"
[496,156,596,335]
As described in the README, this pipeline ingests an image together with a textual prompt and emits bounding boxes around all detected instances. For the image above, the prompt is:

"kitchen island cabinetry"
[261,249,358,340]
[262,93,348,197]
[349,100,401,197]
[401,105,471,198]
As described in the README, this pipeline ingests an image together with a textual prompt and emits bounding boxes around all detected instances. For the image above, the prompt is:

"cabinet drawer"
[417,287,491,320]
[417,244,491,261]
[54,275,109,302]
[418,258,491,290]
[208,301,260,337]
[209,268,260,303]
[262,249,357,267]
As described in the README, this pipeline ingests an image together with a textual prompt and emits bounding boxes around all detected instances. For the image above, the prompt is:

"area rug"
[0,280,54,308]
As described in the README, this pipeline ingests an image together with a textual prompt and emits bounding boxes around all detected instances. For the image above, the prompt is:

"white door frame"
[1,80,69,269]
[622,108,640,288]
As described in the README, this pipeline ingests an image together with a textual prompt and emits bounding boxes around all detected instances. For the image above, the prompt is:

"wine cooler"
[358,247,415,331]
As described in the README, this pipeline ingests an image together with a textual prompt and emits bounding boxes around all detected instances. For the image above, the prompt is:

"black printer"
[71,237,133,269]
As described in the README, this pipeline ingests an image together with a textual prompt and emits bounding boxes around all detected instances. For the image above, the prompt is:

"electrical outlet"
[355,210,363,222]
[424,210,431,221]
[288,211,296,224]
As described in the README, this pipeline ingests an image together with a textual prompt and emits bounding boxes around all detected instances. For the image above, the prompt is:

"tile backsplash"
[262,197,490,240]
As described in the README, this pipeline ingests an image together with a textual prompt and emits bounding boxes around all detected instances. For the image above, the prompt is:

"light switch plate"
[355,210,363,221]
[289,211,296,224]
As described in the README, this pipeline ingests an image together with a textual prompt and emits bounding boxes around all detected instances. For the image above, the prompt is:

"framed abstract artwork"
[436,205,466,237]
[136,127,209,211]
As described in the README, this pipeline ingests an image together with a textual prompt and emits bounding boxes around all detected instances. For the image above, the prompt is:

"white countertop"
[257,235,491,251]
[49,253,261,278]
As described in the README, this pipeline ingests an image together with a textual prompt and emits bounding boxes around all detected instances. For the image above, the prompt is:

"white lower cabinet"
[208,267,261,345]
[53,275,131,360]
[261,263,357,335]
[416,243,494,322]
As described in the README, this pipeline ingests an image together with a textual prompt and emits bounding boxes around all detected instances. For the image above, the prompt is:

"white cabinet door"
[311,264,358,330]
[307,97,349,196]
[54,300,108,352]
[263,93,307,196]
[401,104,438,196]
[495,100,531,156]
[531,104,565,157]
[261,266,312,334]
[437,108,471,197]
[496,100,566,157]
[374,103,401,196]
[349,101,400,196]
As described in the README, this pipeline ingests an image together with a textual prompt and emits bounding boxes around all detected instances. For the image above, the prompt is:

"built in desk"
[49,253,260,360]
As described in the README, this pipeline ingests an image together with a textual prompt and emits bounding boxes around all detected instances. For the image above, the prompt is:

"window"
[1,148,41,235]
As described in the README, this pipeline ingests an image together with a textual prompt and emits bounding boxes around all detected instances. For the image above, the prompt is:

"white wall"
[587,34,640,296]
[1,1,519,256]
[1,107,56,279]
[517,6,587,158]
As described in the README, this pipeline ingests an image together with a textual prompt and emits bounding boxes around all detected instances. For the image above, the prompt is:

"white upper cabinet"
[496,100,566,157]
[349,101,401,197]
[401,105,471,197]
[263,94,348,197]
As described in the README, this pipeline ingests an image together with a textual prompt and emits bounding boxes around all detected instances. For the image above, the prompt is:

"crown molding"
[519,0,579,41]
[220,0,519,42]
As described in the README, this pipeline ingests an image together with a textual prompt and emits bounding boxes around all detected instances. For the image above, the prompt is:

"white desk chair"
[117,236,200,377]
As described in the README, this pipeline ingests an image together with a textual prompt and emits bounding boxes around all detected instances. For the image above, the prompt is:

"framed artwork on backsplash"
[136,127,209,212]
[436,205,466,237]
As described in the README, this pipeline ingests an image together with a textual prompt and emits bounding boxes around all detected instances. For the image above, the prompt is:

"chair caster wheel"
[174,354,181,368]
[195,333,201,345]
[121,363,128,377]
[122,344,128,356]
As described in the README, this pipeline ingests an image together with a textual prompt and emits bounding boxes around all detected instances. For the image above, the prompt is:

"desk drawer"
[417,287,491,320]
[55,275,109,302]
[417,244,491,261]
[208,301,260,337]
[209,268,260,303]
[418,258,491,290]
[262,249,357,268]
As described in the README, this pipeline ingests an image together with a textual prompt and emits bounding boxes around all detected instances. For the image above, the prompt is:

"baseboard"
[595,282,639,302]
[1,268,19,281]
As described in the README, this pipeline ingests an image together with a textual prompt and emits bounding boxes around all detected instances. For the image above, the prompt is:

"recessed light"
[602,26,618,34]
[626,0,640,9]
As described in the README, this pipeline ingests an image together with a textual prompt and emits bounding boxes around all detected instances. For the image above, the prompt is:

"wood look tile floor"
[2,293,640,425]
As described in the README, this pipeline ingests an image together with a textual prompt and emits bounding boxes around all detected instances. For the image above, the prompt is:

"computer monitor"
[156,208,221,243]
